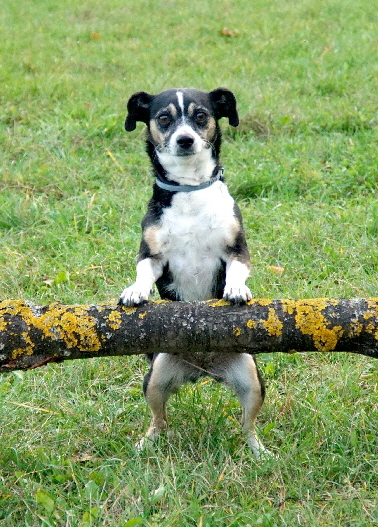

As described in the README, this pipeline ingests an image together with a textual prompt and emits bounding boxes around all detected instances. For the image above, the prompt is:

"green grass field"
[1,0,378,525]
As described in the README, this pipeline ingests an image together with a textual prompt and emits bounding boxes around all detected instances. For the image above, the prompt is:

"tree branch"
[1,298,378,372]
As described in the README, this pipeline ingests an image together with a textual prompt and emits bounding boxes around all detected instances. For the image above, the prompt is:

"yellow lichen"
[281,299,297,316]
[1,300,102,354]
[107,310,122,330]
[246,319,256,329]
[96,301,115,311]
[0,299,11,329]
[52,309,102,351]
[22,332,34,353]
[138,311,147,319]
[120,305,137,315]
[348,318,364,338]
[364,320,378,338]
[208,299,231,307]
[233,327,242,337]
[247,298,272,307]
[365,299,378,340]
[290,299,344,351]
[11,332,35,359]
[366,299,378,310]
[262,307,283,337]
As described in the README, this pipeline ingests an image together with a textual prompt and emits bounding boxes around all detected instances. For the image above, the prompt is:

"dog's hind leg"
[136,353,199,450]
[213,353,271,458]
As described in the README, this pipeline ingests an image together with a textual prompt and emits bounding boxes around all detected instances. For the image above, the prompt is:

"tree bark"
[1,297,378,372]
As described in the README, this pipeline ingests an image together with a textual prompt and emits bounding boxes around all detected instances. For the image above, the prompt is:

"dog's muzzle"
[174,134,197,156]
[168,125,202,156]
[176,135,195,149]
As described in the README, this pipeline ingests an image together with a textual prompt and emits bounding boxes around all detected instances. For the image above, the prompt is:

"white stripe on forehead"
[176,91,185,114]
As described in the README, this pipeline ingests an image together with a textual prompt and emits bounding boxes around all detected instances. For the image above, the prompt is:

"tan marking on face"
[187,103,217,141]
[187,102,196,117]
[205,116,217,141]
[198,115,216,141]
[167,103,177,119]
[144,225,162,256]
[149,120,167,147]
[149,104,179,146]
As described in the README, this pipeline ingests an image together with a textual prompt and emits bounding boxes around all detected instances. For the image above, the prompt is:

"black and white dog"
[119,88,269,457]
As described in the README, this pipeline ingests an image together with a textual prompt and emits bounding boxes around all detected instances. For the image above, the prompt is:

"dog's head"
[124,88,239,161]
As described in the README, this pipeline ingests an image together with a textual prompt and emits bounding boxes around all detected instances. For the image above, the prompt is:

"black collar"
[155,167,224,193]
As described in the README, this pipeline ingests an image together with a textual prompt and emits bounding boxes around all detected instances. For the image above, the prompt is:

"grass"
[1,0,378,524]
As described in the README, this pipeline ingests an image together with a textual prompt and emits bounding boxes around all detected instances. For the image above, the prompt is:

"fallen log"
[1,298,378,372]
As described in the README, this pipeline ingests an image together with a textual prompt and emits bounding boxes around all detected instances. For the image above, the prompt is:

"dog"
[119,88,269,457]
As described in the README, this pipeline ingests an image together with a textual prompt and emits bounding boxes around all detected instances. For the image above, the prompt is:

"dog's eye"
[195,111,208,123]
[157,114,171,126]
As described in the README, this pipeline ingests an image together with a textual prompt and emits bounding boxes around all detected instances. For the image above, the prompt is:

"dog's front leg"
[119,258,162,306]
[223,259,252,305]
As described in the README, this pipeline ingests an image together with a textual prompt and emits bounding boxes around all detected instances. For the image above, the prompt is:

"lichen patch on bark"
[282,299,344,351]
[261,307,284,337]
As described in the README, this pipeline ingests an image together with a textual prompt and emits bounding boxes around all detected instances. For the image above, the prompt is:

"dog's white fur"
[121,182,250,304]
[156,146,216,186]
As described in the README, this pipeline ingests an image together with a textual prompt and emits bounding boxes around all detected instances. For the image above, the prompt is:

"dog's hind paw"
[253,445,275,460]
[135,430,173,452]
[223,285,252,305]
[246,434,275,460]
[118,285,150,307]
[135,436,153,452]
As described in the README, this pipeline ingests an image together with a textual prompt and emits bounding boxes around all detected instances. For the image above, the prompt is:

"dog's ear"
[125,91,153,131]
[209,88,239,127]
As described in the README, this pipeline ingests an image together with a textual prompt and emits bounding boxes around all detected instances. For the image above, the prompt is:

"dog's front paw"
[118,285,150,306]
[223,284,252,305]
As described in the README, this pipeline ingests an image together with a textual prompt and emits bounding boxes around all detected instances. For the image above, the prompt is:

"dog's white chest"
[157,182,236,300]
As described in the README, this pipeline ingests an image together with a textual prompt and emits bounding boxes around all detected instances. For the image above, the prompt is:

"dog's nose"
[176,135,195,149]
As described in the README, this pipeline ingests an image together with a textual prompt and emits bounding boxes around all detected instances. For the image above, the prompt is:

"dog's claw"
[223,285,252,305]
[119,285,150,307]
